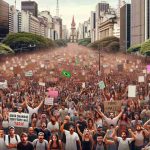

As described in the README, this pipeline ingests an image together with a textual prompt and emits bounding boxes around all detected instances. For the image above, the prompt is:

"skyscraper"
[21,1,38,17]
[70,16,77,43]
[131,0,150,46]
[120,4,131,51]
[0,0,9,40]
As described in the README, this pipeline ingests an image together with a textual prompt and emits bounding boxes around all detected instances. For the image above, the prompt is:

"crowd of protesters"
[0,44,150,150]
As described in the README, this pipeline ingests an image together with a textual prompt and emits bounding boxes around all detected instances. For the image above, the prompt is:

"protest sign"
[147,65,150,73]
[44,97,54,105]
[138,76,145,82]
[0,80,8,89]
[128,85,136,97]
[98,81,105,89]
[143,70,147,74]
[48,90,58,98]
[25,71,33,77]
[82,82,85,88]
[104,101,122,113]
[9,112,29,128]
[39,82,45,86]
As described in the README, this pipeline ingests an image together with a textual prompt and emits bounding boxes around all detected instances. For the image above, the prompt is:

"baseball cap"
[9,126,15,130]
[97,125,102,128]
[38,132,44,136]
[20,132,28,137]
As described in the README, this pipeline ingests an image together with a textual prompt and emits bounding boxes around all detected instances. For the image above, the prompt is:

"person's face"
[135,114,139,120]
[136,125,142,131]
[84,129,90,136]
[9,129,15,136]
[29,128,34,134]
[122,114,126,119]
[38,135,44,142]
[41,124,46,129]
[69,127,74,134]
[21,135,28,143]
[79,115,83,121]
[97,136,103,143]
[52,135,57,141]
[88,120,93,127]
[97,128,102,133]
[121,132,127,140]
[0,130,4,138]
[18,107,22,113]
[110,113,114,119]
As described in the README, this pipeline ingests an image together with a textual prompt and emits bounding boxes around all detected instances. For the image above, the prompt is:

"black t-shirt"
[28,133,37,142]
[17,142,34,150]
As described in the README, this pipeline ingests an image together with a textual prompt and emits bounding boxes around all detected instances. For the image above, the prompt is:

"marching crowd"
[0,44,150,150]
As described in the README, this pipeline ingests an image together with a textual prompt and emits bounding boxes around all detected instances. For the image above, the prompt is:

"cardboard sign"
[25,71,33,77]
[138,76,145,82]
[98,81,105,89]
[39,82,45,86]
[48,90,58,98]
[0,80,8,89]
[104,101,122,113]
[44,97,54,105]
[9,112,29,128]
[128,85,136,97]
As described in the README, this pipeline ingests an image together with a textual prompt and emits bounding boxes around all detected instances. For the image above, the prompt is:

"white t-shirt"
[104,116,119,126]
[32,139,48,150]
[47,122,59,132]
[68,108,76,117]
[117,137,133,150]
[5,134,21,150]
[0,138,7,150]
[64,130,79,150]
[27,105,39,122]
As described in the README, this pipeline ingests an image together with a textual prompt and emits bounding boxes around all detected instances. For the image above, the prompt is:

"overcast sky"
[5,0,131,30]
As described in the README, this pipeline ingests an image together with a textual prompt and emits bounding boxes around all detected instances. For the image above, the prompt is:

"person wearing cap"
[32,132,48,150]
[17,132,34,150]
[5,126,21,150]
[60,119,82,150]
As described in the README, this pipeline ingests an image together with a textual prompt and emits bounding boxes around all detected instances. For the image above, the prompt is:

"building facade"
[9,5,20,33]
[62,25,68,40]
[0,0,9,40]
[70,16,77,42]
[90,11,96,42]
[21,1,38,17]
[120,4,131,51]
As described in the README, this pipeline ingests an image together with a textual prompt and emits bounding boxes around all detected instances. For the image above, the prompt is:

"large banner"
[9,112,29,128]
[104,101,122,113]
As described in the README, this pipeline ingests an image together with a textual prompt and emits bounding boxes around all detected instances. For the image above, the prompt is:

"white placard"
[9,112,29,128]
[128,85,136,97]
[138,76,145,82]
[143,70,147,74]
[0,80,8,89]
[44,97,54,105]
[10,67,13,71]
[39,82,45,86]
[82,82,85,88]
[40,64,45,68]
[25,71,33,77]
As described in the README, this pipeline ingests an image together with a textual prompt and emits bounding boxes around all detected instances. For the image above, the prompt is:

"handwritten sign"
[138,76,145,82]
[98,81,105,89]
[9,112,29,128]
[39,82,45,86]
[0,80,8,89]
[25,71,33,77]
[44,97,54,105]
[48,90,58,98]
[104,101,122,113]
[128,85,136,97]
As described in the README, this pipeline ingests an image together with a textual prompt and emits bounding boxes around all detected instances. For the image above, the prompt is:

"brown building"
[0,0,9,40]
[70,16,77,43]
[120,4,131,51]
[131,0,150,46]
[21,1,38,17]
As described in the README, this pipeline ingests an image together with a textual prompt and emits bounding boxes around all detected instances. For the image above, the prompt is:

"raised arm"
[112,126,119,142]
[60,120,67,133]
[76,124,83,137]
[128,129,136,140]
[103,130,115,145]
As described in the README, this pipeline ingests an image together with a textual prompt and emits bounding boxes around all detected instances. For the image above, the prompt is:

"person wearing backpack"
[5,126,21,150]
[112,126,136,150]
[32,132,48,150]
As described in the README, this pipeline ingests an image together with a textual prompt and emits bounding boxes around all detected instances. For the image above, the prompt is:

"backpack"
[4,134,19,144]
[34,140,47,150]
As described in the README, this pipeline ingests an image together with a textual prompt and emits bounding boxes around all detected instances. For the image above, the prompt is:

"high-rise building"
[90,11,96,42]
[95,2,109,40]
[0,0,9,40]
[21,1,38,17]
[131,0,150,46]
[120,4,131,51]
[9,5,20,33]
[70,16,77,42]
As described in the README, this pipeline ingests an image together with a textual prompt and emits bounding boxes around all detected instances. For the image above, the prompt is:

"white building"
[78,23,84,40]
[113,22,120,38]
[9,5,20,33]
[83,19,91,39]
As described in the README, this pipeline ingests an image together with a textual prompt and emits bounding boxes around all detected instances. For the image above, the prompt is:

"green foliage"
[54,39,67,47]
[78,38,91,46]
[3,32,55,51]
[107,41,120,52]
[0,44,14,55]
[127,44,141,53]
[88,36,119,51]
[141,39,150,54]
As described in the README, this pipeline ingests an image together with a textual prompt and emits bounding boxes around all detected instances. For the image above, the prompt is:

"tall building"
[21,1,38,17]
[90,11,96,42]
[70,16,77,42]
[0,0,9,40]
[95,2,109,40]
[131,0,150,46]
[120,4,131,51]
[9,5,20,33]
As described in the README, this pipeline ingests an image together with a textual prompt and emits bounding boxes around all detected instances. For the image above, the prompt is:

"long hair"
[50,134,60,149]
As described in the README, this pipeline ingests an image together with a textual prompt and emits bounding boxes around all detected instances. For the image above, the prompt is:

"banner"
[147,65,150,73]
[44,97,54,105]
[98,81,105,89]
[39,82,45,86]
[25,71,33,77]
[48,90,58,98]
[104,101,122,113]
[128,85,136,97]
[0,80,8,89]
[138,76,145,82]
[9,112,29,128]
